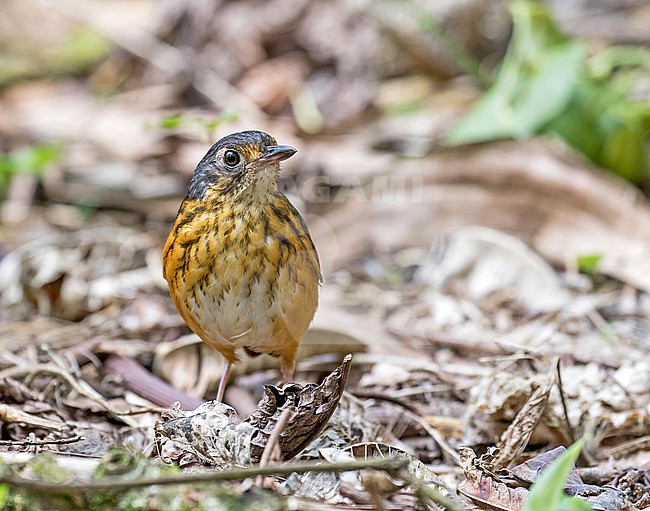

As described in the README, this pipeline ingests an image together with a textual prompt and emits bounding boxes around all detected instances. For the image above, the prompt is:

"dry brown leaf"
[153,334,223,399]
[460,446,634,511]
[608,469,650,509]
[102,354,202,410]
[306,295,412,357]
[462,367,543,447]
[298,393,381,459]
[156,354,352,467]
[493,370,555,469]
[278,440,463,507]
[246,354,352,462]
[418,227,568,314]
[0,227,161,320]
[458,446,528,511]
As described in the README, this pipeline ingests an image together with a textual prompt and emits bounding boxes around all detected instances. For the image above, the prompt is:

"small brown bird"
[163,130,321,401]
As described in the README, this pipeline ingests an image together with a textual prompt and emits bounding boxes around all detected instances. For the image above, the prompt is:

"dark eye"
[223,150,240,167]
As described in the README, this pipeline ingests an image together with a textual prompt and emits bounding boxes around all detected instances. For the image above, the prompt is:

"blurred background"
[0,0,649,503]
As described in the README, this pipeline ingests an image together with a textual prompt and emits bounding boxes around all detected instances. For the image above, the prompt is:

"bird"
[162,130,321,402]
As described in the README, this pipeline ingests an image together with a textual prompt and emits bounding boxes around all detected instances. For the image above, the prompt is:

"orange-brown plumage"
[163,130,320,401]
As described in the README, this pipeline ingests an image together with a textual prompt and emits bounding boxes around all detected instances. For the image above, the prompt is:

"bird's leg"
[280,357,295,383]
[216,360,232,402]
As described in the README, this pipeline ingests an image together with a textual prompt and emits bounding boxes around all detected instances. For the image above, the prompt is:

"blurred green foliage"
[0,484,8,508]
[0,26,110,87]
[0,448,284,511]
[0,143,63,199]
[447,0,650,184]
[157,113,184,130]
[576,254,602,276]
[524,437,591,511]
[57,27,112,75]
[148,111,240,142]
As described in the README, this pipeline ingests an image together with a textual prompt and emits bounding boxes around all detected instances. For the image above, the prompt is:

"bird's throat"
[239,167,279,205]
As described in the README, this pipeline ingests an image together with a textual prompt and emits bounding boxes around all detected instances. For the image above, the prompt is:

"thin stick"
[0,436,84,446]
[256,406,296,487]
[555,358,575,443]
[0,457,409,494]
[259,407,295,468]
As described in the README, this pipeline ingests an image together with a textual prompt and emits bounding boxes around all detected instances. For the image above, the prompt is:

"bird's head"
[186,130,296,203]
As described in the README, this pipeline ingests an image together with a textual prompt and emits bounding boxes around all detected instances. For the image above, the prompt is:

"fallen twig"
[0,404,66,432]
[0,457,409,494]
[256,406,296,487]
[0,435,84,446]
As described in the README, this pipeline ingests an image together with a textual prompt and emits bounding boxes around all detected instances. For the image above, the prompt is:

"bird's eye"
[223,150,241,167]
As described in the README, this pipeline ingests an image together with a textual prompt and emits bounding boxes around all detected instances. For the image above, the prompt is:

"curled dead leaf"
[155,354,352,467]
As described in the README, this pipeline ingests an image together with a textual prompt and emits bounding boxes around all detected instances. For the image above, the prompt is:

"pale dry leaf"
[493,370,555,469]
[418,226,568,314]
[0,227,159,320]
[550,362,647,428]
[155,400,250,469]
[462,369,542,446]
[153,334,223,398]
[276,465,350,504]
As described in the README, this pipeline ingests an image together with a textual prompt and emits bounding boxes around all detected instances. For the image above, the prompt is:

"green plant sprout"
[0,143,63,199]
[524,437,592,511]
[447,0,650,184]
[147,111,240,142]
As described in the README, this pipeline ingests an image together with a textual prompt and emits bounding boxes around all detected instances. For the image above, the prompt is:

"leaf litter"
[0,0,649,509]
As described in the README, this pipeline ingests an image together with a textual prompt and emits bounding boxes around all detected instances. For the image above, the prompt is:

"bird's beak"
[257,145,297,165]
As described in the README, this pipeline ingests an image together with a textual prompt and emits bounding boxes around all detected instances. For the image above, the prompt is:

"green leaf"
[158,113,184,130]
[446,0,650,184]
[508,44,584,136]
[57,26,112,71]
[148,111,240,141]
[508,0,568,52]
[446,1,584,144]
[0,484,8,507]
[0,143,63,196]
[192,111,240,140]
[524,438,592,511]
[576,254,602,276]
[545,82,649,182]
[598,103,649,182]
[589,45,650,80]
[556,494,593,511]
[0,144,62,176]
